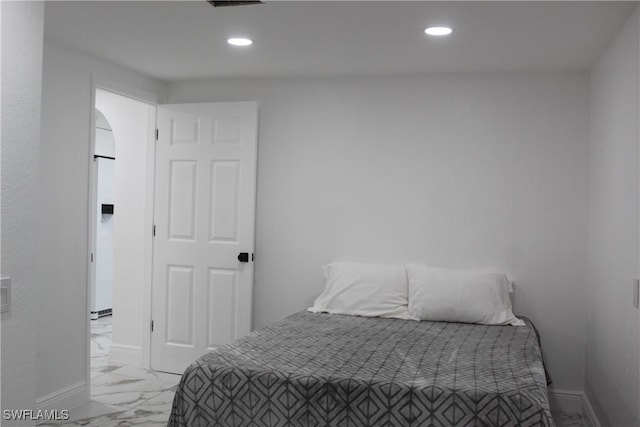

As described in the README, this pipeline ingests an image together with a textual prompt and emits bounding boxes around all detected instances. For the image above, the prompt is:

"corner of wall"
[1,0,44,415]
[581,389,603,427]
[585,5,640,427]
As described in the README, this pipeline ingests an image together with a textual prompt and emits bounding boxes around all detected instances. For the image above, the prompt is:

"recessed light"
[424,26,453,36]
[227,37,253,46]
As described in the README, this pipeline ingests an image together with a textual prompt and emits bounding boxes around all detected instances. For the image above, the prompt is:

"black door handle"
[238,252,249,263]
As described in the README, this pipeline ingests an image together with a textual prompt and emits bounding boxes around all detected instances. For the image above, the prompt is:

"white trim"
[86,75,99,400]
[141,104,157,370]
[547,389,601,427]
[92,74,165,106]
[548,388,583,414]
[36,381,88,412]
[581,393,602,427]
[109,343,143,365]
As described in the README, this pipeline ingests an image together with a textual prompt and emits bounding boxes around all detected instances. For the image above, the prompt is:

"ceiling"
[43,1,638,82]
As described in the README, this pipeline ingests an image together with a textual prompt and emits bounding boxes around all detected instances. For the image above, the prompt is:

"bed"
[168,310,554,426]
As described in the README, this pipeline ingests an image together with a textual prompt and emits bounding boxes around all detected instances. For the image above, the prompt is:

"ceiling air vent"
[207,1,264,7]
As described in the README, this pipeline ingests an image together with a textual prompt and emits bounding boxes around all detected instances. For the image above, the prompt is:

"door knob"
[238,252,249,263]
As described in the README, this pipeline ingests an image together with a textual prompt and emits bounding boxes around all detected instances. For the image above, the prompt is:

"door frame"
[86,74,164,392]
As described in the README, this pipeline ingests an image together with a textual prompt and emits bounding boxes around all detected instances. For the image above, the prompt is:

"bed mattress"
[169,311,554,426]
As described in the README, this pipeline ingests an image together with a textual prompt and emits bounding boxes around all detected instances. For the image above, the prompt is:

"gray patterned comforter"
[169,311,554,426]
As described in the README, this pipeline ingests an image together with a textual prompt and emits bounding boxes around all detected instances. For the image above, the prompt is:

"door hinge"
[153,225,156,237]
[151,320,154,332]
[90,253,94,262]
[252,253,254,262]
[156,129,159,140]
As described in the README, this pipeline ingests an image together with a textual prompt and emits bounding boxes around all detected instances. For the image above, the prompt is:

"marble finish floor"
[39,316,181,426]
[40,316,586,426]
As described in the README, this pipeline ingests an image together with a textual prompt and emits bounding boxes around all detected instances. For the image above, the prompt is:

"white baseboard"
[581,392,602,427]
[109,343,142,365]
[548,389,600,427]
[548,389,583,413]
[36,381,88,412]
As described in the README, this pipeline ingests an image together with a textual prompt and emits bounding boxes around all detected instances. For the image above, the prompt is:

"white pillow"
[407,264,524,326]
[308,262,411,319]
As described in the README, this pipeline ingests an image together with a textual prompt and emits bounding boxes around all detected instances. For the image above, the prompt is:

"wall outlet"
[1,277,10,313]
[634,278,639,309]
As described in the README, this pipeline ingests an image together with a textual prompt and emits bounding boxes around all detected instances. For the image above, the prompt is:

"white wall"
[168,72,590,390]
[1,0,44,418]
[95,89,155,365]
[586,7,640,426]
[38,40,166,403]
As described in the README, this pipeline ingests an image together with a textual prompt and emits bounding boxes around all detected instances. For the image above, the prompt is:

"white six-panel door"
[151,102,257,374]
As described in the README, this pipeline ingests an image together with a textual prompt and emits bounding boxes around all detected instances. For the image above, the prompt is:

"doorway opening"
[88,88,157,390]
[89,107,116,382]
[91,110,115,321]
